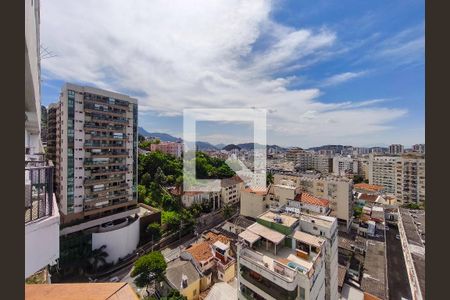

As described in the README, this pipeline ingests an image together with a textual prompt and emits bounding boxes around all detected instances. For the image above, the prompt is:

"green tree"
[162,211,181,232]
[146,223,161,241]
[353,207,363,218]
[138,185,148,202]
[352,175,364,184]
[89,245,109,273]
[266,172,274,185]
[131,251,167,289]
[154,167,167,186]
[222,203,233,219]
[141,173,152,188]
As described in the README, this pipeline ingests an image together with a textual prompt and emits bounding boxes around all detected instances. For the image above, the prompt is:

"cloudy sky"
[40,0,424,148]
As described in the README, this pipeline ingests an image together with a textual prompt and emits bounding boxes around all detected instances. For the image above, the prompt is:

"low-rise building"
[150,141,183,158]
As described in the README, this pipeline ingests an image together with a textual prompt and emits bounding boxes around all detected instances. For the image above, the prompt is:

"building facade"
[388,144,404,155]
[369,154,425,204]
[150,141,183,158]
[332,156,358,177]
[25,0,60,279]
[50,83,139,224]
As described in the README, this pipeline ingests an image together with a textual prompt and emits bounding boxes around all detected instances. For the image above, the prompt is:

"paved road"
[386,224,412,300]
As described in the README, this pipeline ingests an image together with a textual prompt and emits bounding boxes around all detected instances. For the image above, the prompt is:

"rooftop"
[185,242,214,263]
[166,259,200,290]
[204,232,230,246]
[354,183,384,192]
[293,231,326,248]
[220,176,244,187]
[242,187,268,196]
[294,192,330,207]
[258,211,299,228]
[25,283,139,300]
[300,214,335,229]
[246,222,285,244]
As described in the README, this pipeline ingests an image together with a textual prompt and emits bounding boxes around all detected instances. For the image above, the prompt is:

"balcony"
[240,265,297,300]
[25,159,60,279]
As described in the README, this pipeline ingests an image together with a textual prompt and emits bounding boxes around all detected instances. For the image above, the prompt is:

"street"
[386,224,412,300]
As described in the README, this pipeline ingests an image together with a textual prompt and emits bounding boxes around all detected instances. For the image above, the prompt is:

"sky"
[40,0,424,148]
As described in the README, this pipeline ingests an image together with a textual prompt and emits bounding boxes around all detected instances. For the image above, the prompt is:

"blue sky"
[41,0,424,148]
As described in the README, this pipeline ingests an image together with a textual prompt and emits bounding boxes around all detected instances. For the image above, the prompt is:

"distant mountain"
[223,144,241,151]
[138,127,181,142]
[307,145,352,152]
[215,143,226,150]
[235,143,287,152]
[196,141,218,151]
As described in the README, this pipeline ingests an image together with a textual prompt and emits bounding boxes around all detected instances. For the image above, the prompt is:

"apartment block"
[298,214,339,300]
[273,173,353,231]
[388,144,404,155]
[395,154,426,204]
[369,154,425,204]
[332,156,358,177]
[47,83,147,264]
[237,211,339,300]
[287,148,332,174]
[150,141,182,158]
[412,143,425,154]
[368,155,398,194]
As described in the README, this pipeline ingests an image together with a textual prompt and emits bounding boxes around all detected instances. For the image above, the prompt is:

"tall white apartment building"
[388,144,404,155]
[273,173,353,231]
[369,154,425,204]
[412,143,425,154]
[25,0,60,279]
[395,154,426,203]
[48,84,144,263]
[332,156,358,176]
[368,154,398,193]
[298,214,338,300]
[53,83,139,225]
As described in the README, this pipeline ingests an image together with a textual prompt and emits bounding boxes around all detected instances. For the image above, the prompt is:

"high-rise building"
[412,143,425,154]
[236,211,338,300]
[50,83,139,226]
[388,144,404,155]
[368,154,398,194]
[150,141,183,158]
[332,156,358,177]
[395,154,426,204]
[286,148,332,174]
[41,105,48,144]
[369,154,425,204]
[25,0,60,279]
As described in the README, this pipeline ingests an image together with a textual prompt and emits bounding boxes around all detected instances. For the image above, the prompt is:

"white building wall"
[25,196,60,278]
[91,217,140,264]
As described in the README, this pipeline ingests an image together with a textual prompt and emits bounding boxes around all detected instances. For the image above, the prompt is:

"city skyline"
[40,0,424,148]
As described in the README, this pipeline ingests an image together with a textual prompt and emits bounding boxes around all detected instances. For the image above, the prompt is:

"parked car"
[396,234,400,240]
[385,226,390,231]
[109,276,119,282]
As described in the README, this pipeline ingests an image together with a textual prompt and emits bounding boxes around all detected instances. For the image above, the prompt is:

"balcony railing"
[25,160,54,224]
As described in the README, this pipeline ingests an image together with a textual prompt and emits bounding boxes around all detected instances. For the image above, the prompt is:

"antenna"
[40,45,57,60]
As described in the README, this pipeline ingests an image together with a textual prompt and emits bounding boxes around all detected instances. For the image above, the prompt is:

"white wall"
[91,217,140,263]
[25,196,60,278]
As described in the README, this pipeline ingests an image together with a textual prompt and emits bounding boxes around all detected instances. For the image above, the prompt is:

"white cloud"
[41,0,410,147]
[320,71,367,87]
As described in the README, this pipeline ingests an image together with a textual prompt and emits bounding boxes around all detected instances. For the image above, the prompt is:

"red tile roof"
[185,242,213,263]
[358,193,378,202]
[294,192,330,207]
[354,183,384,192]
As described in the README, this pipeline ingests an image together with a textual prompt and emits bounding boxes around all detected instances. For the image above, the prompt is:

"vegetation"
[404,203,422,210]
[144,290,187,300]
[352,175,365,184]
[139,138,161,150]
[266,172,274,185]
[222,203,233,219]
[131,251,167,288]
[353,207,363,218]
[146,223,161,241]
[138,150,235,235]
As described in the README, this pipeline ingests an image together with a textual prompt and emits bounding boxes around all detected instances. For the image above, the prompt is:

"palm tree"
[89,245,109,273]
[222,203,233,219]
